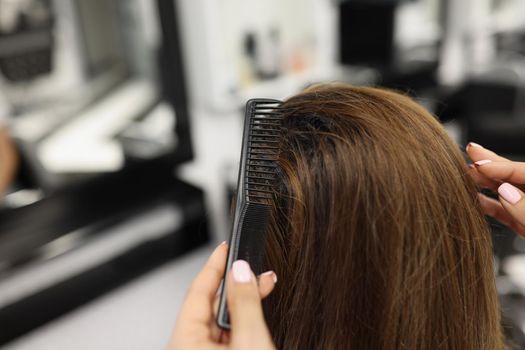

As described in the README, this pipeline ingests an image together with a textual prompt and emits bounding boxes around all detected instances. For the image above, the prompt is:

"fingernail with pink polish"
[261,270,278,283]
[498,183,522,205]
[474,159,492,167]
[467,142,483,150]
[232,260,252,283]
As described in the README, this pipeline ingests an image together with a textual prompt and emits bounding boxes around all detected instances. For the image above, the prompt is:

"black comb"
[217,98,284,329]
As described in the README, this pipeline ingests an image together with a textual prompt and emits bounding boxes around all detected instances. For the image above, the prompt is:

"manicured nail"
[261,270,278,283]
[232,260,252,283]
[468,164,475,169]
[220,241,227,245]
[474,159,492,166]
[498,183,522,204]
[467,142,483,150]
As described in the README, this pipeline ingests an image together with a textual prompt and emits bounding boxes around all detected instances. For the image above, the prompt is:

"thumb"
[498,183,525,231]
[226,260,275,350]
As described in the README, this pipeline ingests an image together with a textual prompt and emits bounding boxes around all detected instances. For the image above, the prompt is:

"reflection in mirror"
[1,0,179,196]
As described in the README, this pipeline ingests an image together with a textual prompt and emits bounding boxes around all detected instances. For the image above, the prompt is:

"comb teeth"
[245,100,283,204]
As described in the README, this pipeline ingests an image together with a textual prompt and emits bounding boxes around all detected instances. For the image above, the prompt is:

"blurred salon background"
[0,0,525,348]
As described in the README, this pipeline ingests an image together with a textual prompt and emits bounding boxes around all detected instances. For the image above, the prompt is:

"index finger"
[475,161,525,185]
[466,142,509,163]
[176,243,228,334]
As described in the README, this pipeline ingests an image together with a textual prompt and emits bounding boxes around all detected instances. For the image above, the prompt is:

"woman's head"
[263,84,503,349]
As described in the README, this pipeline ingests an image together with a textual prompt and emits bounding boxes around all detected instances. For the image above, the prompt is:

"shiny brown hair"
[263,84,504,349]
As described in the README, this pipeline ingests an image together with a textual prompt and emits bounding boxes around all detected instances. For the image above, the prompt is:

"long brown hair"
[263,84,504,349]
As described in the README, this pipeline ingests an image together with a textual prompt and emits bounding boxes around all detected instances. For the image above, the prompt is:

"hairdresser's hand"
[467,142,525,237]
[168,243,277,350]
